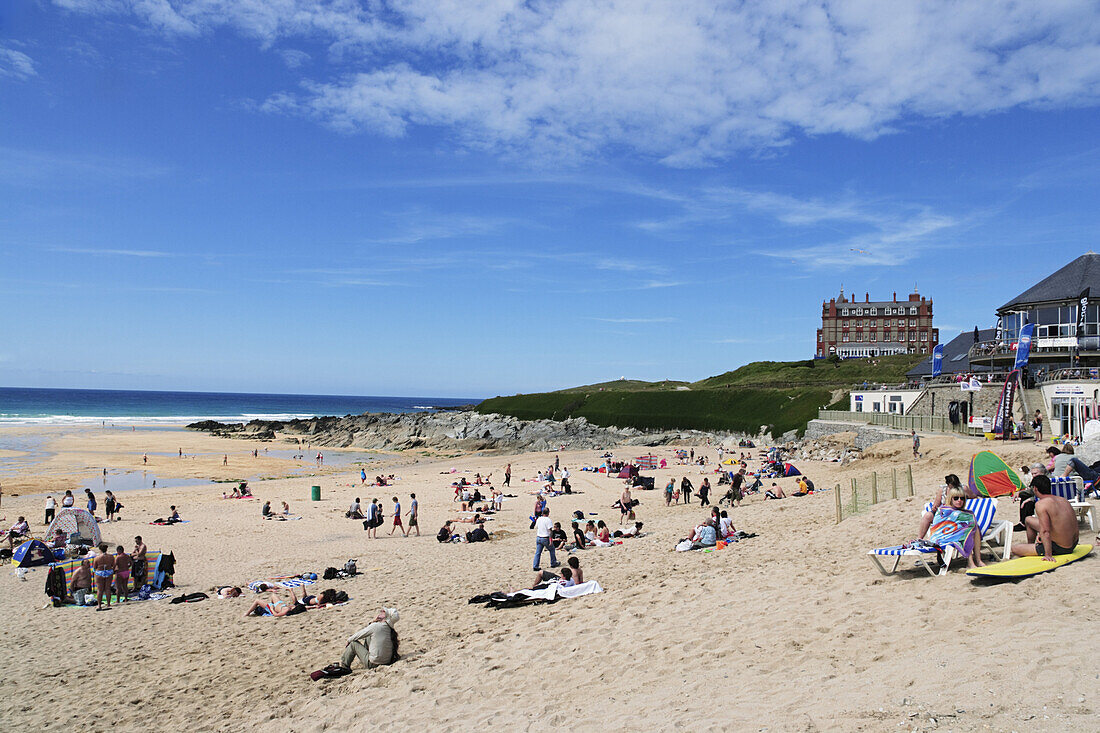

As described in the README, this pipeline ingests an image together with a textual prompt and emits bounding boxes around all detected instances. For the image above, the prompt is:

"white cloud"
[53,2,1100,164]
[0,46,37,80]
[279,49,310,69]
[52,247,173,257]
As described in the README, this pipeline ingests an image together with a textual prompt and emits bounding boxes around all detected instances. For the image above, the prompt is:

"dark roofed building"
[908,328,996,379]
[972,252,1100,369]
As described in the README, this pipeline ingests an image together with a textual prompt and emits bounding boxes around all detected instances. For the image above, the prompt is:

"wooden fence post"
[835,483,842,524]
[892,467,898,499]
[851,478,858,515]
[907,464,914,496]
[871,472,878,505]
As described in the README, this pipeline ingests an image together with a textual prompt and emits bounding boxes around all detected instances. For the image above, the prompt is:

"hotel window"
[856,308,863,315]
[921,333,928,341]
[842,309,849,315]
[869,308,877,315]
[909,307,917,315]
[843,335,849,342]
[870,333,876,342]
[909,319,916,327]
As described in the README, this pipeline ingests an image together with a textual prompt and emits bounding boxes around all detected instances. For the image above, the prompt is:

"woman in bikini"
[92,543,115,610]
[113,545,132,601]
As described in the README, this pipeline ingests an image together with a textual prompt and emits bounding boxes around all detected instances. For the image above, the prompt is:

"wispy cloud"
[0,147,169,188]
[52,247,173,258]
[55,2,1100,165]
[588,317,676,324]
[0,46,36,80]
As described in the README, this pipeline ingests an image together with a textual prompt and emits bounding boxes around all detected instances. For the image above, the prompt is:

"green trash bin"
[311,485,321,501]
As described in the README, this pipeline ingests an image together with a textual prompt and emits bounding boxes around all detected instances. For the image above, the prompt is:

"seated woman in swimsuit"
[593,520,612,546]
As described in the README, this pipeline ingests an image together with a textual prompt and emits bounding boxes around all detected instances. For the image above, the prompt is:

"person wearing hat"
[340,608,400,670]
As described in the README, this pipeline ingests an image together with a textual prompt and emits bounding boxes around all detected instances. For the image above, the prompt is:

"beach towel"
[247,577,316,591]
[927,506,978,558]
[470,580,604,608]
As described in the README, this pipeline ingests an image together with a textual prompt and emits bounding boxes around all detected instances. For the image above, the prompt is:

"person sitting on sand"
[339,608,400,671]
[261,501,274,518]
[70,559,93,605]
[583,520,597,544]
[6,516,29,549]
[281,501,290,516]
[718,511,736,539]
[571,521,587,549]
[684,518,717,549]
[239,483,252,497]
[437,521,457,543]
[167,506,182,524]
[347,498,364,519]
[764,483,785,500]
[467,522,490,543]
[1011,475,1080,560]
[918,474,975,539]
[550,521,568,549]
[50,528,67,549]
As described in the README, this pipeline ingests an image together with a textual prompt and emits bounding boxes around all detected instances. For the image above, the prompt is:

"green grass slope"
[476,354,923,436]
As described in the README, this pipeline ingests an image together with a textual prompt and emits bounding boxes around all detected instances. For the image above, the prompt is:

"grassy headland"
[476,354,922,436]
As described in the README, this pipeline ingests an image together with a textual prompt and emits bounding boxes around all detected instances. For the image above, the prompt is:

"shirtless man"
[92,543,116,610]
[70,559,93,605]
[1011,475,1080,560]
[132,536,148,590]
[113,545,133,601]
[620,486,634,524]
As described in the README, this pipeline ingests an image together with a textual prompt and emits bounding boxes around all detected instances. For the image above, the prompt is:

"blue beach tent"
[13,539,58,567]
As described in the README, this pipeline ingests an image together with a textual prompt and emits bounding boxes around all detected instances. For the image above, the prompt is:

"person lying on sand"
[216,586,243,598]
[244,588,317,617]
[614,521,645,538]
[339,608,400,671]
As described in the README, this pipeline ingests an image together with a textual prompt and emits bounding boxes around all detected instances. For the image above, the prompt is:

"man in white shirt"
[45,495,56,525]
[532,507,558,571]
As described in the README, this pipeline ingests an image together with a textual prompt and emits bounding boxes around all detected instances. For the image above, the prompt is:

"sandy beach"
[1,424,1097,732]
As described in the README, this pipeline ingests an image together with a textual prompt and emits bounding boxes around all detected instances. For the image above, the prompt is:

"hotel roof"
[999,252,1100,312]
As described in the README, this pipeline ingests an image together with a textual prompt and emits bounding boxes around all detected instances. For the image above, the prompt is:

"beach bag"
[333,590,349,604]
[323,567,339,580]
[343,560,357,576]
[310,663,352,681]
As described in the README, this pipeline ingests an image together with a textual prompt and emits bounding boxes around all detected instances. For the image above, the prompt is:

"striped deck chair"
[1049,477,1096,530]
[868,497,1003,576]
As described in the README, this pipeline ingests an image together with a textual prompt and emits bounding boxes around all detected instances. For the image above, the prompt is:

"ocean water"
[0,387,476,425]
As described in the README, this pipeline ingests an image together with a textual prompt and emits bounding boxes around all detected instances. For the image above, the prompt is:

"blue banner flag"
[1013,322,1035,372]
[931,344,944,377]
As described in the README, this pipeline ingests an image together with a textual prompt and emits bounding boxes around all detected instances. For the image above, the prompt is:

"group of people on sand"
[918,447,1089,570]
[678,507,738,550]
[244,585,342,617]
[350,495,419,538]
[66,536,149,609]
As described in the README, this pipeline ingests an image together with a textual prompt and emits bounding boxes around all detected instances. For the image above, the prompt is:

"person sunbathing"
[764,483,785,500]
[216,586,243,598]
[244,589,299,617]
[918,474,975,539]
[6,516,29,550]
[614,521,644,538]
[595,520,612,545]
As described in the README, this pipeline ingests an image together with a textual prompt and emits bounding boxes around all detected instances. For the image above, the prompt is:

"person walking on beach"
[62,489,74,507]
[533,507,558,571]
[104,490,118,522]
[143,453,147,465]
[361,469,366,484]
[911,430,921,459]
[503,463,511,488]
[223,454,228,466]
[680,477,693,505]
[44,495,55,525]
[92,543,116,610]
[554,455,560,471]
[406,494,419,536]
[85,488,97,516]
[1033,410,1044,443]
[699,478,711,507]
[389,497,405,536]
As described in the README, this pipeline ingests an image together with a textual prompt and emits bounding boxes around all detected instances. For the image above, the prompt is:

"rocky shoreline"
[187,410,729,453]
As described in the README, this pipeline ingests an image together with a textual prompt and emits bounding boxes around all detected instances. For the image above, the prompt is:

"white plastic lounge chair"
[868,497,1004,576]
[1049,477,1096,530]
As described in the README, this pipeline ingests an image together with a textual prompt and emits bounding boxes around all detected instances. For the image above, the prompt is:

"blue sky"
[2,1,1100,398]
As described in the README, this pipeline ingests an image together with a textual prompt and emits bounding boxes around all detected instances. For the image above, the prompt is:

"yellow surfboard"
[967,544,1093,579]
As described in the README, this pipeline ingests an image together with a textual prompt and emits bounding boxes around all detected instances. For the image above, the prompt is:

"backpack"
[333,590,349,604]
[343,559,357,576]
[323,567,339,580]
